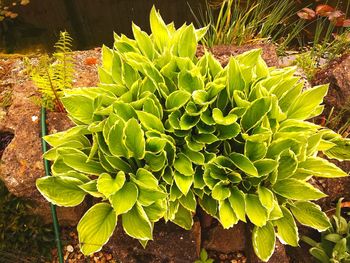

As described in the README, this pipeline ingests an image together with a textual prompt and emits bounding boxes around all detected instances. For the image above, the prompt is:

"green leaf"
[172,204,193,230]
[290,201,331,231]
[136,111,165,133]
[309,247,330,263]
[165,90,191,111]
[227,57,245,99]
[198,194,218,217]
[252,222,276,262]
[212,182,231,201]
[228,187,246,222]
[124,118,145,159]
[298,157,348,178]
[269,200,283,220]
[219,199,238,229]
[78,203,117,255]
[107,120,129,157]
[36,176,86,207]
[274,207,299,247]
[143,200,166,222]
[61,95,94,124]
[97,172,125,198]
[216,123,241,140]
[184,146,205,165]
[138,187,167,206]
[145,151,166,172]
[277,150,298,180]
[229,152,258,177]
[272,179,327,200]
[150,6,170,51]
[254,159,278,176]
[78,180,105,198]
[101,45,113,71]
[174,171,193,196]
[58,148,105,175]
[179,70,204,93]
[133,168,159,190]
[241,97,271,131]
[132,23,154,60]
[258,186,274,212]
[246,194,268,227]
[122,204,153,240]
[179,190,196,212]
[113,101,137,121]
[212,108,237,125]
[287,84,328,120]
[104,155,132,173]
[245,141,267,161]
[178,24,197,59]
[174,153,194,176]
[109,182,138,215]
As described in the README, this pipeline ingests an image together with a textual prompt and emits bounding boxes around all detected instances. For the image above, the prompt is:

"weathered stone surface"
[107,221,199,263]
[197,43,279,67]
[312,54,350,130]
[204,222,246,254]
[313,54,350,111]
[0,50,101,224]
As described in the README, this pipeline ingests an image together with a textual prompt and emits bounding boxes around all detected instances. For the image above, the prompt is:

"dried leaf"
[328,10,346,26]
[315,4,335,17]
[297,8,316,20]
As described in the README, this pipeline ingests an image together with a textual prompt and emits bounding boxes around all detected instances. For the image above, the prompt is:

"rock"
[204,221,246,254]
[311,54,350,210]
[0,49,101,224]
[196,43,279,67]
[314,160,350,210]
[312,54,350,128]
[107,221,199,262]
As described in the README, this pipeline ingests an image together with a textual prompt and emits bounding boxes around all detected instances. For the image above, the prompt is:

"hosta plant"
[302,199,350,263]
[36,6,350,261]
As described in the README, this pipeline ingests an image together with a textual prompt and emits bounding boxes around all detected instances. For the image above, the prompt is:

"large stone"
[204,222,246,254]
[313,54,350,125]
[0,50,101,224]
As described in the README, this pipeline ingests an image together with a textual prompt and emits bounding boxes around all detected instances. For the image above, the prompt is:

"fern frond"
[53,31,74,91]
[25,31,75,112]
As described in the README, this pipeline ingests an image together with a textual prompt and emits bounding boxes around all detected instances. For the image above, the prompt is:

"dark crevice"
[0,131,14,159]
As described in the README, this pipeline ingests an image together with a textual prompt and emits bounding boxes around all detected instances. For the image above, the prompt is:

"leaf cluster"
[303,199,350,263]
[36,7,350,261]
[26,31,74,112]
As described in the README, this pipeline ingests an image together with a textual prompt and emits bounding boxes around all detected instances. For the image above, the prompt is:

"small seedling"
[195,249,214,263]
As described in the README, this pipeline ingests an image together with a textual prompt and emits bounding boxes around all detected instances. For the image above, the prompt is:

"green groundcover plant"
[36,7,350,262]
[302,198,350,263]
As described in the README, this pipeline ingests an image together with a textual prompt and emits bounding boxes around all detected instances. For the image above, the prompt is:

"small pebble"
[67,245,74,252]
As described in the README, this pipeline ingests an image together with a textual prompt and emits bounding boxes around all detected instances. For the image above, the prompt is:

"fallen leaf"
[297,7,316,20]
[315,4,335,16]
[342,19,350,27]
